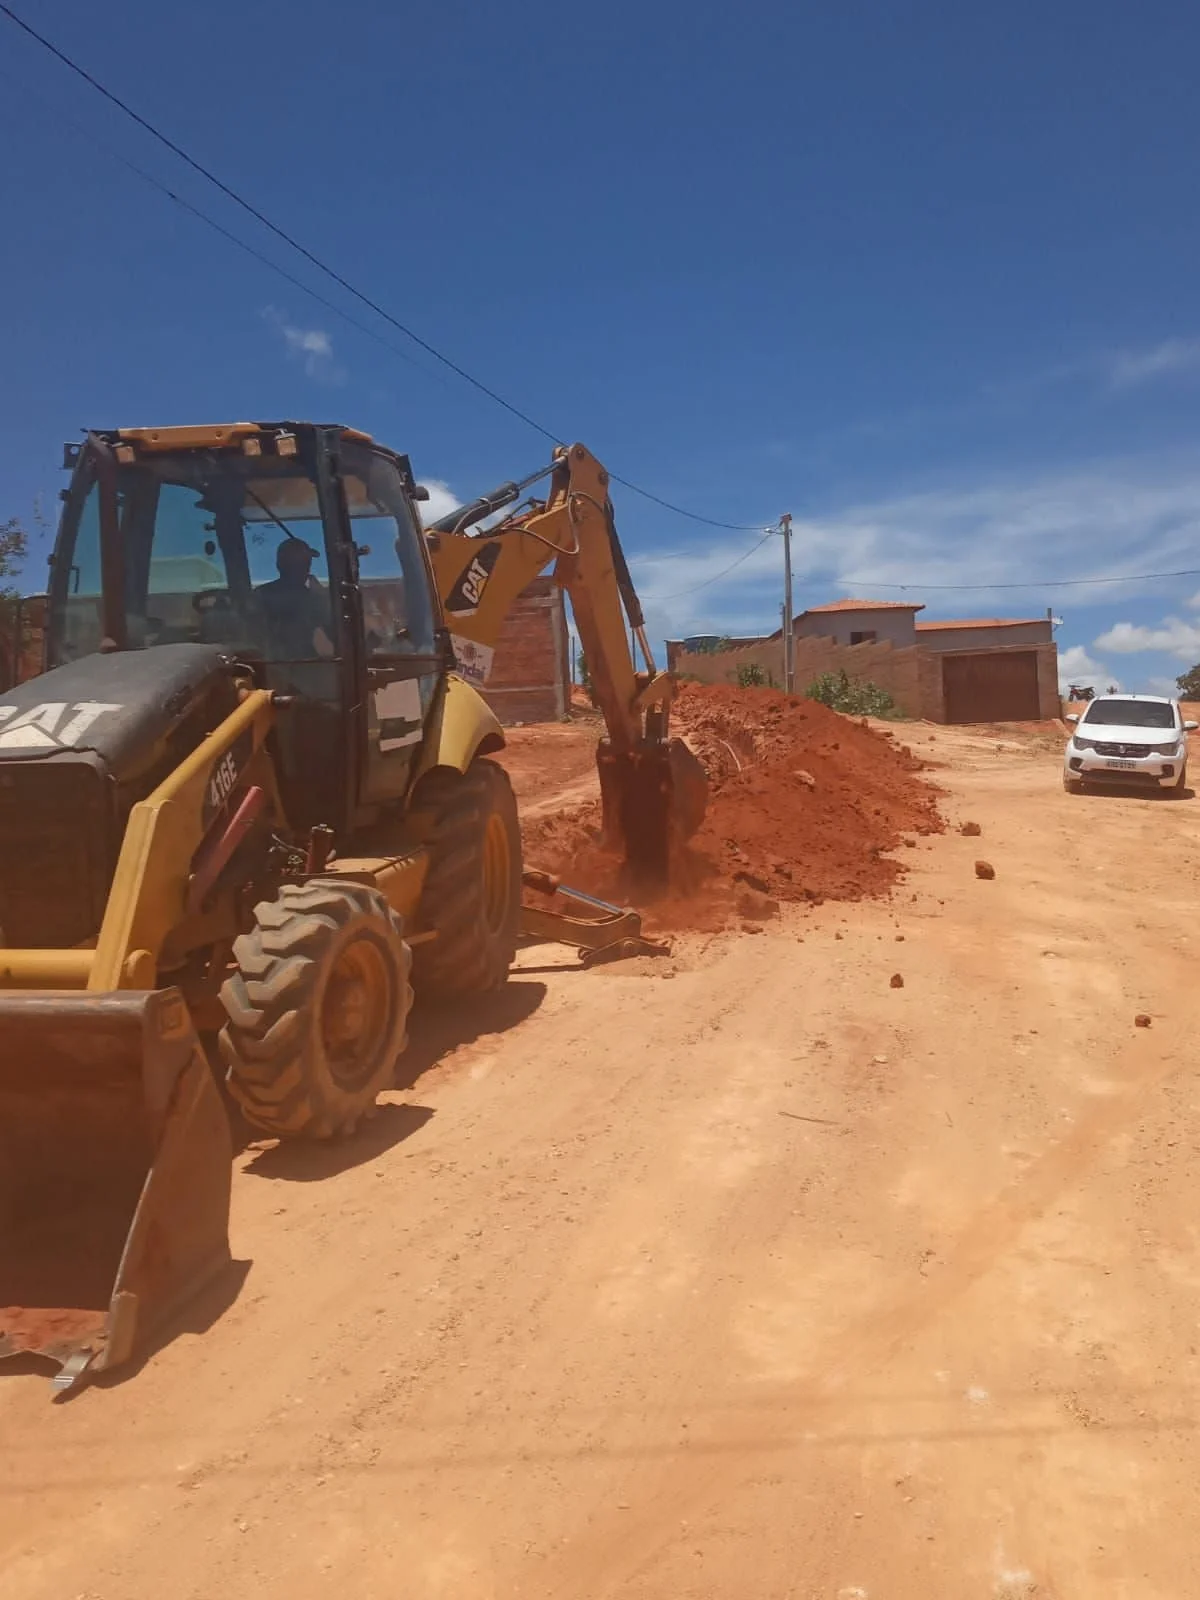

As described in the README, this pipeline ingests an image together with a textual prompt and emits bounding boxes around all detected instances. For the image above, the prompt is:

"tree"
[0,517,29,689]
[576,650,598,707]
[1177,663,1200,699]
[0,515,26,586]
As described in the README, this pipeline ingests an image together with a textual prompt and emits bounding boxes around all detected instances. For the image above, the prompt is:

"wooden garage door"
[942,651,1041,723]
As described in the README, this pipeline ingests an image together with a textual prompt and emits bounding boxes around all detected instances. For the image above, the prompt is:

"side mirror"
[1065,713,1079,724]
[1185,720,1198,732]
[411,484,431,503]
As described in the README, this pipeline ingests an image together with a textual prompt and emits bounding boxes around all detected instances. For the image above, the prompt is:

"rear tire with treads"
[411,758,522,998]
[219,879,413,1138]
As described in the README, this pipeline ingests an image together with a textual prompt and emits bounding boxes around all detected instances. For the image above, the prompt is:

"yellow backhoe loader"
[0,423,706,1391]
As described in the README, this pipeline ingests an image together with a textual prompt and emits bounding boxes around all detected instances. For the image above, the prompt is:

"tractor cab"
[48,423,447,832]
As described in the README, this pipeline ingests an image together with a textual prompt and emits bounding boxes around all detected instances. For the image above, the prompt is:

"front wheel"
[411,758,522,998]
[219,879,413,1138]
[1063,773,1083,794]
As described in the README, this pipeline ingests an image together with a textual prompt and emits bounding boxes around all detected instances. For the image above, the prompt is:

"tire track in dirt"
[534,1017,1189,1598]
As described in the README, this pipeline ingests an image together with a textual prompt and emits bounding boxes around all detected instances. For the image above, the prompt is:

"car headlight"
[1072,736,1096,751]
[1148,742,1181,757]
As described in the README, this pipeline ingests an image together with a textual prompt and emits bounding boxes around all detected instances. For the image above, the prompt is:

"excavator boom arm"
[429,444,664,747]
[427,443,707,882]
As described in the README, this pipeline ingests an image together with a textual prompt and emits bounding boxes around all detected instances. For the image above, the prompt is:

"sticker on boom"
[202,730,254,829]
[443,542,501,617]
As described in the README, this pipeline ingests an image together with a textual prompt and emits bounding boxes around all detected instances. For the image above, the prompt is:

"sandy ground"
[4,721,1200,1599]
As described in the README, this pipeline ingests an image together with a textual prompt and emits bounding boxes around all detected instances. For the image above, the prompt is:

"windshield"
[1081,699,1177,729]
[49,441,434,668]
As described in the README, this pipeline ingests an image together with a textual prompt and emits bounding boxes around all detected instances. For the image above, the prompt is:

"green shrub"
[734,661,771,688]
[805,668,902,718]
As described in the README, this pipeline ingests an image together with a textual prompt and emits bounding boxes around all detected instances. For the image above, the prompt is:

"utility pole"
[779,514,794,694]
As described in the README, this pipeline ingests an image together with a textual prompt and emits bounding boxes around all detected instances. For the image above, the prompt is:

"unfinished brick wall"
[475,577,569,725]
[0,594,45,691]
[674,635,925,717]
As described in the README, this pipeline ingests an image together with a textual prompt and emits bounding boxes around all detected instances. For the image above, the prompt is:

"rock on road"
[2,721,1198,1599]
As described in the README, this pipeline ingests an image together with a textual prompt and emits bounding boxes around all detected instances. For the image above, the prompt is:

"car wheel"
[1062,774,1083,794]
[1173,761,1189,797]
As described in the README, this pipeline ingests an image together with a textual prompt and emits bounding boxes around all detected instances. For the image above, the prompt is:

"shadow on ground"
[238,979,547,1179]
[0,1257,254,1400]
[399,977,548,1091]
[243,1101,435,1180]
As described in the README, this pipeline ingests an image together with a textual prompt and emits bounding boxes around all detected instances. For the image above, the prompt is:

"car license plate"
[1105,759,1137,770]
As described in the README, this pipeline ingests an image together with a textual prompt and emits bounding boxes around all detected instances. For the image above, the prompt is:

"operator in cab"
[256,538,335,661]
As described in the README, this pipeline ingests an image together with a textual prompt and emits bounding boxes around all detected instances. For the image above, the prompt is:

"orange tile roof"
[802,598,925,614]
[916,618,1044,631]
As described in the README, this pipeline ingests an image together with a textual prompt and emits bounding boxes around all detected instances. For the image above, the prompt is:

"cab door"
[332,439,445,807]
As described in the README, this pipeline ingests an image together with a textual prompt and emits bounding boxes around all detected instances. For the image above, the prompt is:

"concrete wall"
[794,608,919,648]
[475,576,569,725]
[1034,643,1060,719]
[674,633,925,717]
[675,632,1060,723]
[917,620,1052,653]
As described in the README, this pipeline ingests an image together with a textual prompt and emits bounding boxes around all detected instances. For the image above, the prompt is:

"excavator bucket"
[0,989,232,1391]
[597,736,710,888]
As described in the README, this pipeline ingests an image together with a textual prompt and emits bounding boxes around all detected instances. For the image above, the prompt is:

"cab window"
[340,443,436,661]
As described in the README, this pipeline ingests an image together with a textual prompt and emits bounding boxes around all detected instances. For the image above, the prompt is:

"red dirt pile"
[522,683,943,930]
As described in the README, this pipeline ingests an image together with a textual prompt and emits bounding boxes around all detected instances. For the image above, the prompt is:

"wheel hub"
[322,937,391,1088]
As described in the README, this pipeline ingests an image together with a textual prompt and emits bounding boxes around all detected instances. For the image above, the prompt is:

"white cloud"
[1108,338,1200,389]
[1094,616,1200,661]
[262,306,342,381]
[416,478,460,527]
[628,452,1200,638]
[1058,644,1117,693]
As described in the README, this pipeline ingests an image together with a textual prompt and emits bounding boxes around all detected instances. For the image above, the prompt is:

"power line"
[656,528,776,599]
[0,67,445,388]
[0,2,764,534]
[841,566,1200,592]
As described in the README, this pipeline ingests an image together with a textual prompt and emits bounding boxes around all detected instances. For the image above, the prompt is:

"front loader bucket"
[597,737,709,889]
[0,989,232,1391]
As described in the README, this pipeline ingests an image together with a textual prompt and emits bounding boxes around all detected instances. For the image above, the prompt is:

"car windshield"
[1081,699,1177,729]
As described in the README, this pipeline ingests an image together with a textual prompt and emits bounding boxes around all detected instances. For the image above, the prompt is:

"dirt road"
[4,722,1199,1599]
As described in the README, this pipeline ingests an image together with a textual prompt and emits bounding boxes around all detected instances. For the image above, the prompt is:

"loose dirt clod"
[890,973,905,989]
[521,683,943,931]
[961,821,982,837]
[733,869,772,895]
[736,888,781,922]
[1135,1013,1152,1028]
[974,860,996,880]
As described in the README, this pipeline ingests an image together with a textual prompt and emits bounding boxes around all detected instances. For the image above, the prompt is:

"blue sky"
[4,0,1200,692]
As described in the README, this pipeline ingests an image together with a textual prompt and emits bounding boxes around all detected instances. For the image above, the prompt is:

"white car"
[1064,693,1197,795]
